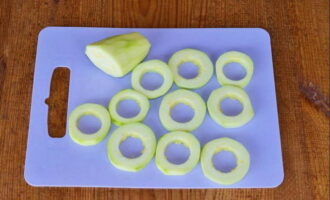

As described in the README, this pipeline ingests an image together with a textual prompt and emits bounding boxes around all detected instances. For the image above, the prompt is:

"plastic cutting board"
[25,27,284,188]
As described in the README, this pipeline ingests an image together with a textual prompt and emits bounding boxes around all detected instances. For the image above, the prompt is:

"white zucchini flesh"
[86,32,151,77]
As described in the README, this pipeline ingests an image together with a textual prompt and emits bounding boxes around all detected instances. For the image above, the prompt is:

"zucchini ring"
[131,59,173,99]
[159,89,206,131]
[69,103,111,146]
[216,51,254,88]
[201,137,250,185]
[108,89,150,126]
[107,123,156,172]
[155,131,200,175]
[207,86,254,128]
[168,48,213,89]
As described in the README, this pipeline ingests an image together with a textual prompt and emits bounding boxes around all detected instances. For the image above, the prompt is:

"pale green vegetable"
[69,103,111,146]
[86,32,151,77]
[168,48,213,89]
[207,86,254,128]
[216,51,254,88]
[107,123,156,172]
[155,131,200,175]
[108,89,149,126]
[201,137,250,185]
[131,59,173,99]
[159,89,206,131]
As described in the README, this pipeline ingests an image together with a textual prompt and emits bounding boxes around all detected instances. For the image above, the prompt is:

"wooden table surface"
[0,0,329,199]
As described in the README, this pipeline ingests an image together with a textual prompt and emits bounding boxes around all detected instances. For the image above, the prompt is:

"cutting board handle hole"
[46,67,70,138]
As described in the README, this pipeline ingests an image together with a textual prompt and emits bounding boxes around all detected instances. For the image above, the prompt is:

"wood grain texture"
[0,0,329,199]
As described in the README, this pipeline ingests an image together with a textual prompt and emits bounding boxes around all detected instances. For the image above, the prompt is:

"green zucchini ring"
[155,131,200,175]
[108,89,150,126]
[69,103,111,146]
[131,59,173,99]
[107,123,156,172]
[168,48,213,89]
[159,89,206,131]
[201,137,250,185]
[216,51,254,88]
[207,86,254,128]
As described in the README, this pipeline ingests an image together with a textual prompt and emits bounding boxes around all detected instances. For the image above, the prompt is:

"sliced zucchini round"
[107,123,157,172]
[131,59,173,99]
[168,48,213,89]
[69,103,111,146]
[216,51,254,88]
[201,137,250,185]
[159,89,206,131]
[155,131,200,175]
[207,86,254,128]
[108,89,150,126]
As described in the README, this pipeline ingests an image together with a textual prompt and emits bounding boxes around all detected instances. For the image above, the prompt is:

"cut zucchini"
[86,32,151,77]
[159,89,206,131]
[207,86,254,128]
[216,51,254,88]
[131,59,173,99]
[108,89,150,126]
[155,131,200,175]
[168,48,213,89]
[107,123,156,172]
[201,137,250,185]
[69,103,111,146]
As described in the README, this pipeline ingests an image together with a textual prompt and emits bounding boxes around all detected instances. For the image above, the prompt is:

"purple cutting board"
[24,27,284,188]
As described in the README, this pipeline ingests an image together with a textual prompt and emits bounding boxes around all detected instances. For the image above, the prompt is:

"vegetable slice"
[155,131,200,175]
[107,123,156,172]
[216,51,254,88]
[86,32,151,77]
[69,103,111,146]
[201,137,250,185]
[131,59,173,99]
[168,48,213,89]
[108,89,150,126]
[159,89,206,131]
[207,86,254,128]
